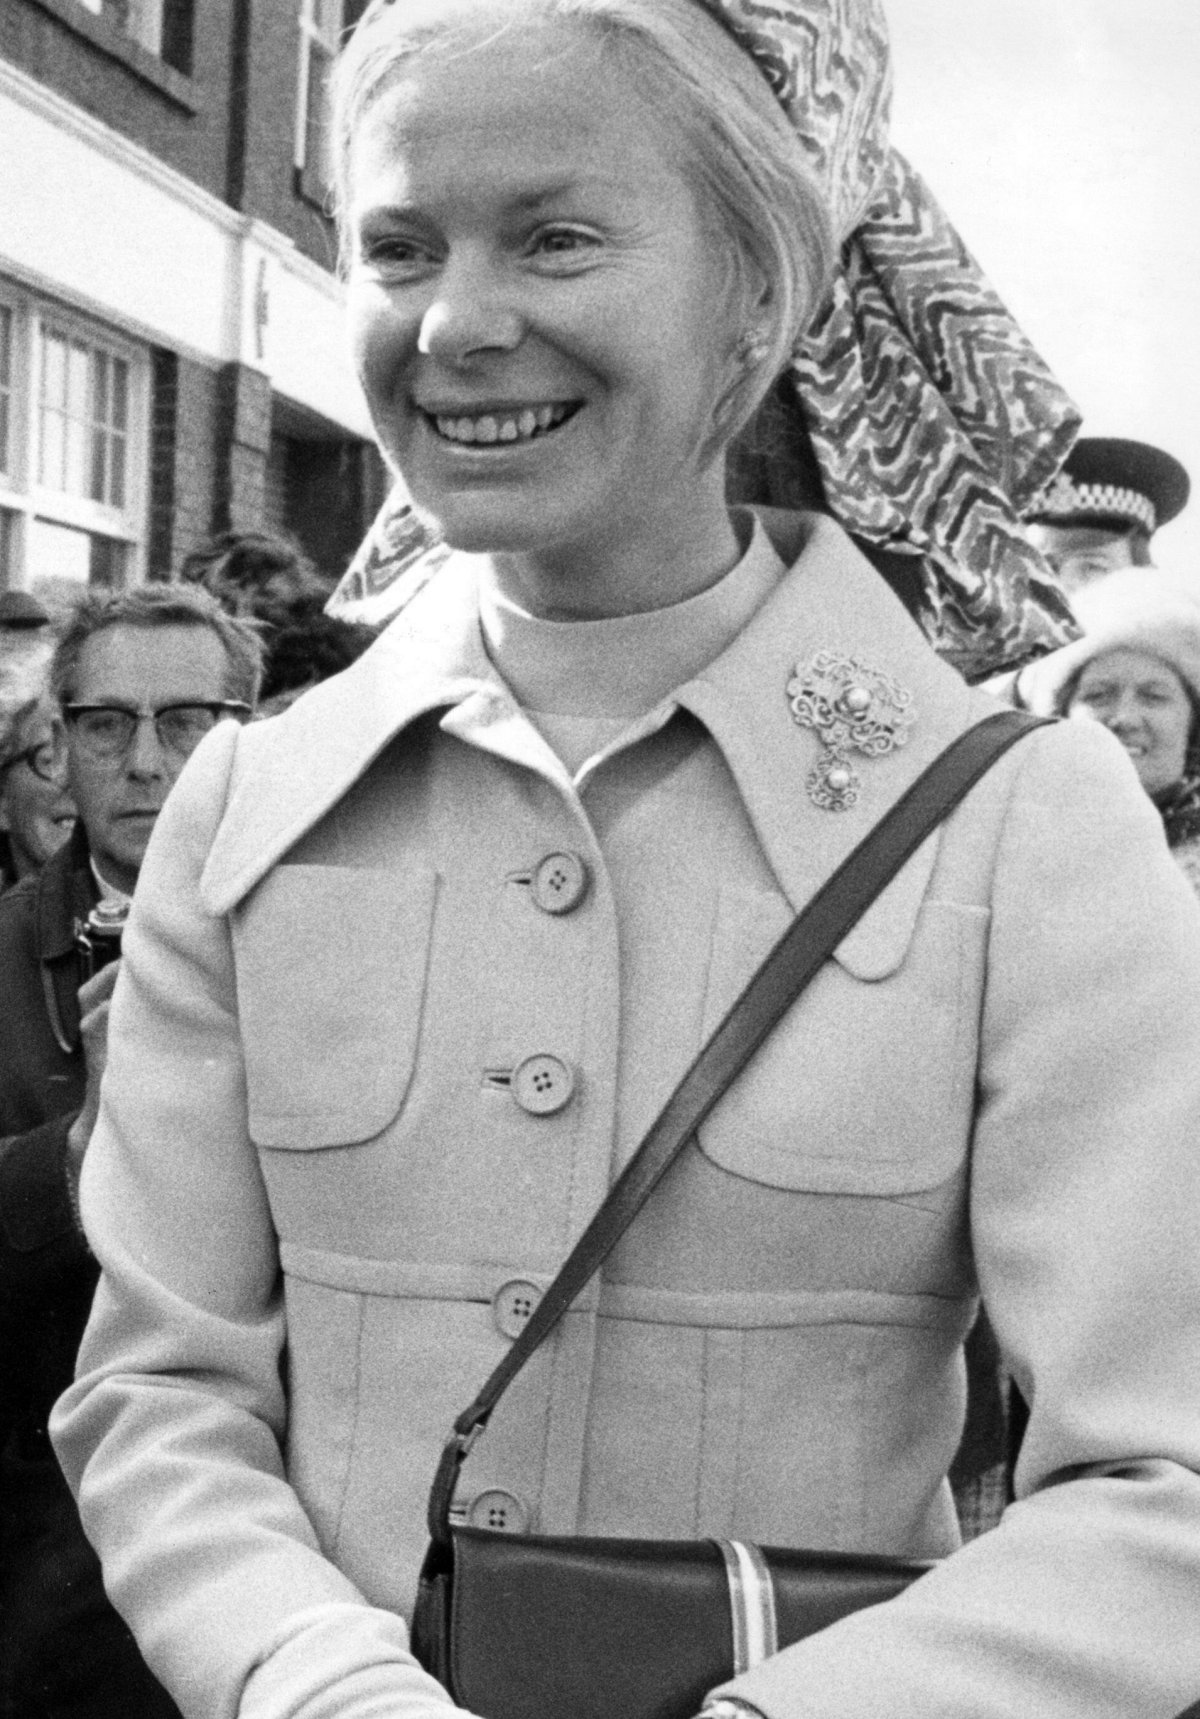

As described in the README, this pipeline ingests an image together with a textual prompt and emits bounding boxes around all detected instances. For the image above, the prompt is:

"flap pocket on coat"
[696,884,984,1195]
[232,863,438,1149]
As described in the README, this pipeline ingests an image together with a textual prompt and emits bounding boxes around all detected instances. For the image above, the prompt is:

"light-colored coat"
[53,513,1200,1719]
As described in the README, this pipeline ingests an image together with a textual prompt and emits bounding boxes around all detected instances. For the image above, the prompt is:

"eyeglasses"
[61,701,252,763]
[1,739,64,784]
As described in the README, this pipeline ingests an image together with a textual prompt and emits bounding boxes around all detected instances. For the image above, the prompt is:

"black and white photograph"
[2,3,1200,1717]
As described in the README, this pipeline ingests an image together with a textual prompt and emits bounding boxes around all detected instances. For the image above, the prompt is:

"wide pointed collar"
[200,556,499,913]
[202,513,975,924]
[672,510,975,973]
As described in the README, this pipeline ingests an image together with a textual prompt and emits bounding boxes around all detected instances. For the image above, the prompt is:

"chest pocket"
[696,882,986,1196]
[232,862,438,1149]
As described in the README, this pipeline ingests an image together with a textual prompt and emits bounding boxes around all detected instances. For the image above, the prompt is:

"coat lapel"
[199,556,494,915]
[676,512,976,977]
[202,511,979,969]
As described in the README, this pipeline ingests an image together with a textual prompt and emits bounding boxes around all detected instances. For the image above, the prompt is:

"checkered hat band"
[1033,480,1157,535]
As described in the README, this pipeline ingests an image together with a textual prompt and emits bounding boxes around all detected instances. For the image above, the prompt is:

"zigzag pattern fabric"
[706,0,1081,680]
[330,0,1082,680]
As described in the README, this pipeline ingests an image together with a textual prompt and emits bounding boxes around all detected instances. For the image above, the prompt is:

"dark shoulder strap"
[427,709,1048,1542]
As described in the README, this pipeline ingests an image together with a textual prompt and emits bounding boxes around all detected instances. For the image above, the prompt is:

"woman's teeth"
[432,403,573,445]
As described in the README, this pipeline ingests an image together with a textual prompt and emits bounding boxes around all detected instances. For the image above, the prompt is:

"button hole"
[482,1068,513,1090]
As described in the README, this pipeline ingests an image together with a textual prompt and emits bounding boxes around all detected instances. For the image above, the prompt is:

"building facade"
[0,0,387,607]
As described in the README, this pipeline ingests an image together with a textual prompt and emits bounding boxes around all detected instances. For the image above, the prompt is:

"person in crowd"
[255,608,377,717]
[0,583,260,1719]
[1023,569,1200,891]
[1022,435,1190,593]
[51,4,1200,1718]
[0,594,62,891]
[178,529,331,630]
[0,590,53,636]
[0,694,76,892]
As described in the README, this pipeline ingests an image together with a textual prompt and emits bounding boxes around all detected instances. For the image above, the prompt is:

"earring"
[736,328,770,368]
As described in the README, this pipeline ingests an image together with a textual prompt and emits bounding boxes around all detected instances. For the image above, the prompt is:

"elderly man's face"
[63,623,232,894]
[1027,522,1143,594]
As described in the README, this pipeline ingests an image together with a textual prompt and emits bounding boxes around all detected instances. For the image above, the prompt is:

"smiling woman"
[49,4,1200,1719]
[338,2,832,615]
[1023,568,1200,892]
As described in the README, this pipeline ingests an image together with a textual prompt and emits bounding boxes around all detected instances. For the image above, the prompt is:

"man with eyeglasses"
[0,583,261,1719]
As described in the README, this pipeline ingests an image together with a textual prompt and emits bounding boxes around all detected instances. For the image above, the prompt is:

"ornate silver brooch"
[786,651,915,811]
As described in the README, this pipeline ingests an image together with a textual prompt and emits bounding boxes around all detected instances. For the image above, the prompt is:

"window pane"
[127,0,165,56]
[27,517,92,587]
[37,329,132,505]
[26,518,124,592]
[305,41,336,189]
[109,432,127,509]
[40,410,65,490]
[67,341,90,420]
[42,334,67,411]
[91,428,108,504]
[111,358,129,429]
[64,415,88,497]
[93,350,110,422]
[89,534,125,589]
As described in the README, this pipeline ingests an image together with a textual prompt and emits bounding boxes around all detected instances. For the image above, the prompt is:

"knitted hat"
[1021,570,1200,715]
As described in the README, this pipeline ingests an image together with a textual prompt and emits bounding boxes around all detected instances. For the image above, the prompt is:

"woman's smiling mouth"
[427,401,580,446]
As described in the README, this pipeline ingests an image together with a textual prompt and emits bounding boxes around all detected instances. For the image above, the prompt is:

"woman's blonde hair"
[332,0,835,445]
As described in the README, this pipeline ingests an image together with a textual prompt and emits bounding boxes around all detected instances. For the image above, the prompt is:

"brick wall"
[146,350,225,577]
[215,362,273,536]
[7,0,237,201]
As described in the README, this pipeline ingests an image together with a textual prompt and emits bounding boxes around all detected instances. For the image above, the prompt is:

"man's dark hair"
[50,583,264,708]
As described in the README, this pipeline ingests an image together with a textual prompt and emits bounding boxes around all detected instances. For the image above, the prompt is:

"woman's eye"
[357,235,432,275]
[529,227,600,262]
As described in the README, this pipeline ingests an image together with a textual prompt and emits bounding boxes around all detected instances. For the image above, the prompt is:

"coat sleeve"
[49,722,464,1719]
[713,716,1200,1718]
[0,1115,81,1290]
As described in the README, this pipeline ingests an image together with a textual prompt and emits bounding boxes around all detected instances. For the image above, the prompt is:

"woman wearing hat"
[52,4,1200,1718]
[1024,569,1200,890]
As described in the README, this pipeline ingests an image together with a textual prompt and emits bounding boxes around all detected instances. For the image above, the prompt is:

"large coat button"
[467,1489,528,1533]
[492,1278,541,1338]
[511,1054,576,1115]
[530,851,590,915]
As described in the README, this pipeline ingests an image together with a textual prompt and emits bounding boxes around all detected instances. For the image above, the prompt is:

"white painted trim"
[0,56,242,237]
[0,56,371,437]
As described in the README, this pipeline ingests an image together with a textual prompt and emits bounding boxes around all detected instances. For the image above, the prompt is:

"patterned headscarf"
[330,0,1082,680]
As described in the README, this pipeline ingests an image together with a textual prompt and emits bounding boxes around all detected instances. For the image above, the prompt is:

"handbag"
[411,710,1047,1719]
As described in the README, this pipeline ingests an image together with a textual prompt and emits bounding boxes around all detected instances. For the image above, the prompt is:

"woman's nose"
[417,260,524,364]
[1106,693,1141,733]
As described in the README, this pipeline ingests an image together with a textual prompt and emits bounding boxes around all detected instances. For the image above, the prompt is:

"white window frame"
[294,0,344,195]
[0,283,150,591]
[74,0,165,56]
